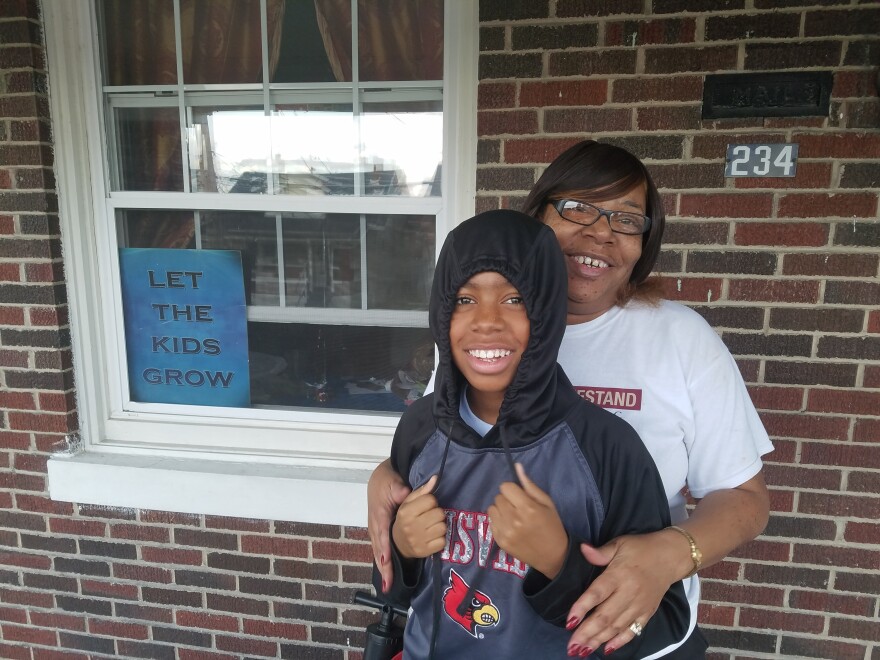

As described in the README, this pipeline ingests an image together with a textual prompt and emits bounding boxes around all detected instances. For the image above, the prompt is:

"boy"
[378,210,688,659]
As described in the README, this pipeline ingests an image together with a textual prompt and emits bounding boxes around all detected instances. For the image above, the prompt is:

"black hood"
[429,209,572,445]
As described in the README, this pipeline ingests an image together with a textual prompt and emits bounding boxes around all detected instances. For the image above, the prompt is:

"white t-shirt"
[558,300,773,653]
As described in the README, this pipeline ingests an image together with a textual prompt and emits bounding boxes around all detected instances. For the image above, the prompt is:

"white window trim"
[43,0,478,525]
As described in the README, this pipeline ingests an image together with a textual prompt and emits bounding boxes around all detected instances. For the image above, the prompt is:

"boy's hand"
[391,475,447,559]
[488,463,568,579]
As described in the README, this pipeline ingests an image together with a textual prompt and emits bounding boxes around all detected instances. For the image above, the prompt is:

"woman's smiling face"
[540,184,647,324]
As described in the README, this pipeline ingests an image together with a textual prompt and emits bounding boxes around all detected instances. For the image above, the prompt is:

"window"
[45,0,477,522]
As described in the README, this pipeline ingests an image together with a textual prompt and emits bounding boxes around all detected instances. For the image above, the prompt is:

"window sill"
[47,452,372,527]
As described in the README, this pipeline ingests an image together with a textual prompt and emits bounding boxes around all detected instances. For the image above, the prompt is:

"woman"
[369,141,772,658]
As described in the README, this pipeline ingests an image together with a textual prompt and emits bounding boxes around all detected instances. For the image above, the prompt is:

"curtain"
[314,0,443,82]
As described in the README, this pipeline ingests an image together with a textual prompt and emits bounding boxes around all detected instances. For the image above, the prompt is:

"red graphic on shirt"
[443,569,500,638]
[573,386,642,410]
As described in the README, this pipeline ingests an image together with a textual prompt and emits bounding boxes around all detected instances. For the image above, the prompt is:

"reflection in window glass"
[190,108,270,194]
[367,216,434,310]
[282,214,361,308]
[361,102,442,197]
[248,322,434,411]
[201,212,280,306]
[114,107,183,192]
[118,210,195,249]
[272,105,356,195]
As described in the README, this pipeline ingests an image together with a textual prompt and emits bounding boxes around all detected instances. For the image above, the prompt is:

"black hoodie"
[380,210,689,659]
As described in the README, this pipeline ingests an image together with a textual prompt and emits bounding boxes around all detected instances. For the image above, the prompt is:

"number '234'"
[725,143,799,178]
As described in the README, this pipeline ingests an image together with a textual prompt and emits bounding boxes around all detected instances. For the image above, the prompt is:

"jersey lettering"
[573,386,642,410]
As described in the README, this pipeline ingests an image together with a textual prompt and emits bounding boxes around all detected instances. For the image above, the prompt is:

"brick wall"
[476,1,880,658]
[0,1,878,659]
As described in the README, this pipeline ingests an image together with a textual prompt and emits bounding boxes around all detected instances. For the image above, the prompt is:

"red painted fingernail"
[567,645,579,657]
[605,646,616,656]
[580,648,593,657]
[566,615,580,630]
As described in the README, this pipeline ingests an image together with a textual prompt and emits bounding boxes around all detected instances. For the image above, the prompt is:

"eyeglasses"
[552,199,652,236]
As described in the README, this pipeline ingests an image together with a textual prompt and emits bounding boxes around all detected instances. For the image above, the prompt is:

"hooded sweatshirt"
[380,210,689,659]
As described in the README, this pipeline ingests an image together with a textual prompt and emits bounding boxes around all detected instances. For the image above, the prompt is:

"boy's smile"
[449,271,530,425]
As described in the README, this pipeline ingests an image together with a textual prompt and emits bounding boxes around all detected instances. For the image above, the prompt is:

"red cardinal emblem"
[442,569,500,638]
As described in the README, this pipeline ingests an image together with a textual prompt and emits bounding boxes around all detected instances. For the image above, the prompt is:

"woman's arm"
[368,458,411,592]
[566,472,770,654]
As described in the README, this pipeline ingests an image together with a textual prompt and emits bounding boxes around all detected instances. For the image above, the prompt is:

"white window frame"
[44,0,477,525]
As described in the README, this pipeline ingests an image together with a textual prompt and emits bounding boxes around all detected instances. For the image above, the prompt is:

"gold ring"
[629,621,643,636]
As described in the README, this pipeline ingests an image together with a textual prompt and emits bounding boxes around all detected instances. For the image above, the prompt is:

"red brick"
[311,540,372,563]
[0,431,31,450]
[544,107,632,134]
[638,106,702,131]
[25,262,59,282]
[660,277,724,304]
[778,192,878,218]
[29,307,63,326]
[696,603,735,627]
[607,17,697,46]
[788,589,875,616]
[644,45,738,74]
[0,391,35,410]
[806,389,880,416]
[240,535,308,558]
[800,440,880,470]
[747,386,804,412]
[734,162,833,190]
[2,624,57,646]
[0,643,31,660]
[29,612,86,632]
[734,222,829,247]
[112,562,172,584]
[81,579,139,600]
[140,546,202,566]
[13,451,47,474]
[503,137,580,163]
[799,492,878,519]
[15,494,74,515]
[844,521,880,544]
[205,516,270,533]
[739,607,824,633]
[868,310,880,334]
[0,263,20,281]
[783,253,877,277]
[769,489,794,512]
[764,464,842,491]
[215,635,278,656]
[0,349,28,368]
[477,110,538,136]
[178,651,237,660]
[834,70,880,98]
[519,80,607,107]
[795,132,880,159]
[760,413,850,441]
[854,418,880,443]
[7,411,70,433]
[176,611,238,632]
[613,75,703,103]
[87,619,149,639]
[343,526,370,541]
[828,617,880,642]
[0,307,25,325]
[700,582,784,607]
[728,538,790,562]
[728,279,820,304]
[242,619,308,640]
[49,518,107,537]
[679,193,773,218]
[477,82,516,110]
[110,524,170,543]
[0,471,44,491]
[792,544,879,570]
[0,551,51,569]
[37,392,76,413]
[0,587,54,608]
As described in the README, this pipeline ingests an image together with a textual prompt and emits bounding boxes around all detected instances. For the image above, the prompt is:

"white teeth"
[468,349,511,359]
[574,256,609,268]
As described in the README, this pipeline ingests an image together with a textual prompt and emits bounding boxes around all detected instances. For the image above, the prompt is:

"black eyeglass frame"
[551,199,652,236]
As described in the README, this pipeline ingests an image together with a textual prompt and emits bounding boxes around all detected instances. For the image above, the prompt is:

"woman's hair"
[521,140,665,303]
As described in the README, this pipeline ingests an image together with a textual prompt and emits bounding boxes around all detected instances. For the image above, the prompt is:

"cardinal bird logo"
[442,569,500,638]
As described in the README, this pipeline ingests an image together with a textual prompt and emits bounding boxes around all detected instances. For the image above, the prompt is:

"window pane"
[113,107,183,192]
[361,101,442,197]
[100,0,178,86]
[272,104,356,195]
[282,214,360,309]
[201,212,280,306]
[358,0,443,82]
[189,107,270,194]
[367,215,434,310]
[181,0,265,84]
[273,0,351,83]
[118,210,195,249]
[248,322,433,411]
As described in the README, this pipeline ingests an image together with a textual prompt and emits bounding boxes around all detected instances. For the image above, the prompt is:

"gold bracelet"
[668,525,702,578]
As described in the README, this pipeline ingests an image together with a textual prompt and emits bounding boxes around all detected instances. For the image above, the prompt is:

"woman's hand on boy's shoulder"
[489,464,568,579]
[391,475,447,560]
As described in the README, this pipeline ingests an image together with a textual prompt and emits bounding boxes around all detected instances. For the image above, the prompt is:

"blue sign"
[119,248,250,407]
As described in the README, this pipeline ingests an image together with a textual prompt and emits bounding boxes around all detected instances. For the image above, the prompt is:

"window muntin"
[100,0,444,417]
